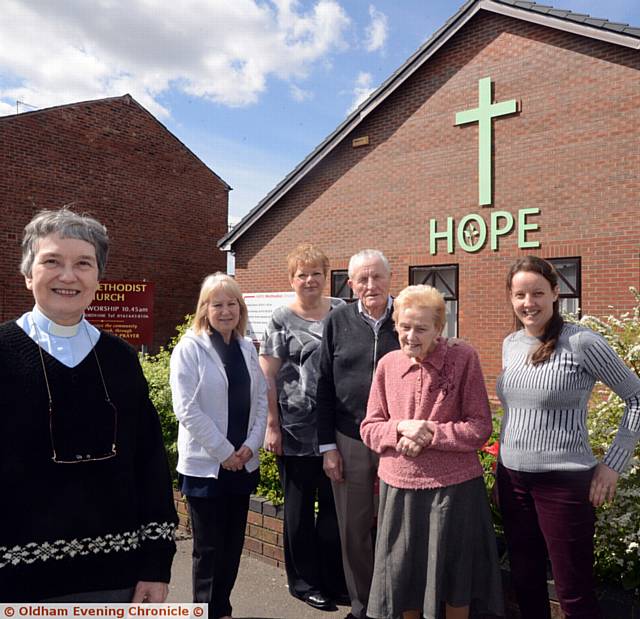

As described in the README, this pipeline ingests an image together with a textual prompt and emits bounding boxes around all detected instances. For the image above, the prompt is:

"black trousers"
[187,493,250,619]
[277,455,347,600]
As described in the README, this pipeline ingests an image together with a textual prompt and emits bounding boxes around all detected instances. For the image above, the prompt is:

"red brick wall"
[244,497,285,568]
[231,12,640,388]
[0,95,228,350]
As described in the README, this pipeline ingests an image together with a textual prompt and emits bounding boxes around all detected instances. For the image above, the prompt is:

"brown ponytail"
[507,256,564,365]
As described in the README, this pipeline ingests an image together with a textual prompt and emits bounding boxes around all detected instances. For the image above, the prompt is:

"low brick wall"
[173,490,284,565]
[244,496,285,567]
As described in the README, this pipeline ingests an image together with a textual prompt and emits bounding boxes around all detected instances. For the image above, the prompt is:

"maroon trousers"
[497,463,602,619]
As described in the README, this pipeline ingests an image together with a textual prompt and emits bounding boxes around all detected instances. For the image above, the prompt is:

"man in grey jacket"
[316,249,399,619]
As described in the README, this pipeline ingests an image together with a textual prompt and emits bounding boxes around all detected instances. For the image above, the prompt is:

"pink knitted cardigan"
[360,338,492,489]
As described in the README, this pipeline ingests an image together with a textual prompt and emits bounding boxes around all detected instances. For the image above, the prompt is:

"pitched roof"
[218,0,639,251]
[0,94,231,191]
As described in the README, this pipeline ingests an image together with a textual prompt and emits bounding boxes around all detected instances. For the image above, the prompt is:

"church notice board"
[85,280,154,346]
[243,291,295,342]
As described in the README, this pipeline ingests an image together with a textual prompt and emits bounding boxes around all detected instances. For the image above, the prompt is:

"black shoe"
[331,593,351,606]
[302,591,333,611]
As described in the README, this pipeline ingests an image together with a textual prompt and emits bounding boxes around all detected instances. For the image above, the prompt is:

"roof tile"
[606,23,629,32]
[529,5,553,14]
[584,19,608,27]
[564,13,589,23]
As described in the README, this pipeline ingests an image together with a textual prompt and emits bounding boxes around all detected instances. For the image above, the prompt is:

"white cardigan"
[170,328,268,478]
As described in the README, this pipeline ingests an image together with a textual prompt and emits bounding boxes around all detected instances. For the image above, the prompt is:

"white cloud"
[348,71,375,113]
[364,5,388,52]
[0,0,350,117]
[0,100,16,116]
[290,84,313,102]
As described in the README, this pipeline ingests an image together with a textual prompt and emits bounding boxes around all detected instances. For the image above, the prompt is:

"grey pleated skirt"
[367,476,504,619]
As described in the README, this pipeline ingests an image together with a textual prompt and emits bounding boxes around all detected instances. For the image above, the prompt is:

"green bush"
[139,315,192,484]
[141,346,178,480]
[257,448,284,506]
[478,413,503,535]
[569,288,640,592]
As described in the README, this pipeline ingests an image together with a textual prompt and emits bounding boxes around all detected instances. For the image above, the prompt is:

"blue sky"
[1,0,638,221]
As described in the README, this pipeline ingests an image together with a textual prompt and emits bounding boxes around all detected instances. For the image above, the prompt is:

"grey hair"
[348,249,391,279]
[21,208,109,278]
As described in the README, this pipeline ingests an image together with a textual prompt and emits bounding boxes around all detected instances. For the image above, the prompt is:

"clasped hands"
[396,419,434,458]
[221,445,253,471]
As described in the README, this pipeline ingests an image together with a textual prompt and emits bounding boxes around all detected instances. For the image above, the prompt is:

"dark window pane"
[331,270,353,300]
[410,265,457,300]
[548,258,581,318]
[551,260,578,296]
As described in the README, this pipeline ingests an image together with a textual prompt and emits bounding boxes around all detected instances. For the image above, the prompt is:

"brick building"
[219,0,640,388]
[1,94,229,349]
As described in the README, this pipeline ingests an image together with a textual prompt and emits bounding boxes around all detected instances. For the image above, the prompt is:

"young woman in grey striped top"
[496,256,640,619]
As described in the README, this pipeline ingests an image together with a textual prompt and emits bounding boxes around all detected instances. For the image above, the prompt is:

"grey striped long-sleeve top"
[496,323,640,473]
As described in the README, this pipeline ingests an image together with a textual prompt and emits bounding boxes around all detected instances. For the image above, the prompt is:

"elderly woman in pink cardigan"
[361,285,503,619]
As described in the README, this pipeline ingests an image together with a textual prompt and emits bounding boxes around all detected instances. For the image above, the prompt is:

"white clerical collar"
[32,306,82,337]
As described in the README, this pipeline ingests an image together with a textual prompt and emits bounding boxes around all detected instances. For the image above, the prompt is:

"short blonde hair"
[287,243,330,279]
[192,272,248,337]
[393,285,446,331]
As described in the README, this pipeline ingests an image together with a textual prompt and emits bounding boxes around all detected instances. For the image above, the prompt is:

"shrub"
[139,315,192,484]
[571,288,640,592]
[141,346,178,479]
[257,449,284,506]
[478,414,503,535]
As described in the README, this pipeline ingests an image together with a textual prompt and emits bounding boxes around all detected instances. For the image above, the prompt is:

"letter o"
[457,213,487,253]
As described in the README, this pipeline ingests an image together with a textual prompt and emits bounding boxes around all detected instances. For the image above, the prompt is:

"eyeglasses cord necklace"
[32,317,118,464]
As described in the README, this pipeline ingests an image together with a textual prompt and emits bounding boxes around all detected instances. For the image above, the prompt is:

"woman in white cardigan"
[170,273,267,619]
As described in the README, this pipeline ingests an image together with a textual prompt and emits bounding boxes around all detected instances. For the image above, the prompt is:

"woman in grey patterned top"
[259,244,346,611]
[497,256,640,619]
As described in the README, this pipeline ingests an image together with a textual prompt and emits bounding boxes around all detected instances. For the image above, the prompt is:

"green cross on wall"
[455,77,517,206]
